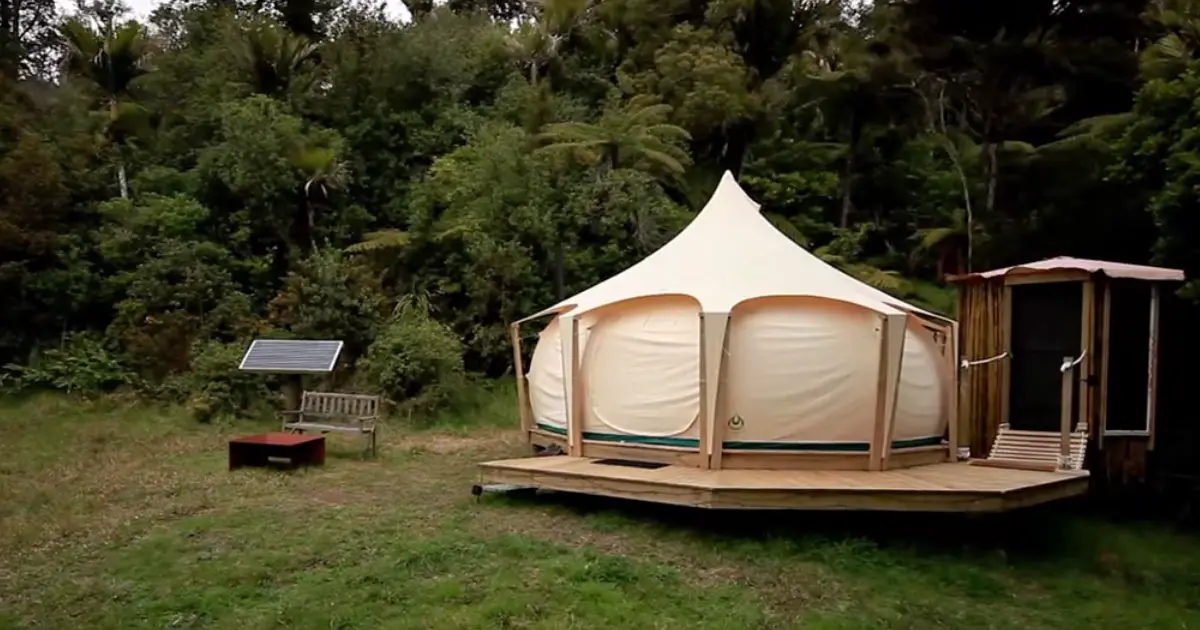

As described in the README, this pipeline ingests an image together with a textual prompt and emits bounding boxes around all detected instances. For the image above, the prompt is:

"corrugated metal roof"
[949,256,1184,283]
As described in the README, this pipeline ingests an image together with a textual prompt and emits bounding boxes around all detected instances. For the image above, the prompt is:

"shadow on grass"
[491,489,1081,553]
[483,489,1200,584]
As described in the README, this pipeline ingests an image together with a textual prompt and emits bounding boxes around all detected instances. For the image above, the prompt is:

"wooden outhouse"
[950,257,1190,491]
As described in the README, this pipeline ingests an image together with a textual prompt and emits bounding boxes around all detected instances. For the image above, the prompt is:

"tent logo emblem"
[728,415,745,431]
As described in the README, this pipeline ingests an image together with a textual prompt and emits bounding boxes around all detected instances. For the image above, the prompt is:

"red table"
[229,433,325,470]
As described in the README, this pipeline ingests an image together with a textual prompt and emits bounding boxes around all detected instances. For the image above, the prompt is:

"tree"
[238,22,320,101]
[0,0,56,79]
[59,14,148,198]
[911,73,978,270]
[802,29,915,227]
[1112,62,1200,297]
[896,0,1067,222]
[536,94,692,299]
[1141,0,1200,80]
[0,0,1193,401]
[915,206,967,279]
[292,144,350,252]
[536,93,692,176]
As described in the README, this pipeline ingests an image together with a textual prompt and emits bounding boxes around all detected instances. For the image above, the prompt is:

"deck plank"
[477,456,1089,512]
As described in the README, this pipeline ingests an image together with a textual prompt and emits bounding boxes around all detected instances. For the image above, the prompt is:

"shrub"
[159,340,275,422]
[2,332,135,395]
[359,298,466,417]
[106,240,256,381]
[267,249,388,363]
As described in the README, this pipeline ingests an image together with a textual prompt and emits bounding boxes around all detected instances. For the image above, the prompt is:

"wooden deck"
[477,456,1090,512]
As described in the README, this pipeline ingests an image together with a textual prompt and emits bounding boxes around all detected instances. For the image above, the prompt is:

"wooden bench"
[969,423,1088,472]
[282,391,380,456]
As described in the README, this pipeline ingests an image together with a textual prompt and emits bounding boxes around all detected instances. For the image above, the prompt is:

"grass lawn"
[2,391,1200,629]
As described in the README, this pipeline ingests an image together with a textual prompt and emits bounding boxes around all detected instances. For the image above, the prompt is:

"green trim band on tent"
[534,424,943,451]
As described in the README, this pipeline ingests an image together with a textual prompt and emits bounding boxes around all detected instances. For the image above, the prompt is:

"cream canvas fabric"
[524,172,954,453]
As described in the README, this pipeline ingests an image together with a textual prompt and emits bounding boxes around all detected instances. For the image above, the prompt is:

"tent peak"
[707,170,761,216]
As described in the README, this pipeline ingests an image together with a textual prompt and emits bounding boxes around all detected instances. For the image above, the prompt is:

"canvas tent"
[517,171,958,471]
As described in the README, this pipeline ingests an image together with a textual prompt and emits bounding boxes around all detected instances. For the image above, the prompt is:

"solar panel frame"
[238,339,345,374]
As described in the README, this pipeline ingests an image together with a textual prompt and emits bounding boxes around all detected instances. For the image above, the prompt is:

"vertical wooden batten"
[869,318,891,472]
[1079,280,1095,435]
[568,317,584,457]
[1098,283,1112,449]
[1001,284,1013,428]
[510,323,532,436]
[955,287,971,453]
[1147,284,1161,451]
[710,314,732,470]
[1060,357,1074,467]
[946,321,960,461]
[697,313,710,469]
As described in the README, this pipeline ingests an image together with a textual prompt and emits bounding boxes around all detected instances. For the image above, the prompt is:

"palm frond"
[916,226,958,251]
[764,213,809,246]
[626,102,674,124]
[59,18,148,97]
[537,121,606,144]
[347,230,411,253]
[640,123,692,142]
[635,148,687,174]
[999,140,1036,154]
[846,264,906,292]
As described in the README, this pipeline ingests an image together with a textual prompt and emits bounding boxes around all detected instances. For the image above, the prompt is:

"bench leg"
[361,429,374,458]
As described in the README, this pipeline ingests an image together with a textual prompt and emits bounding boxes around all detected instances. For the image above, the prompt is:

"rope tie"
[960,351,1009,370]
[1059,350,1087,373]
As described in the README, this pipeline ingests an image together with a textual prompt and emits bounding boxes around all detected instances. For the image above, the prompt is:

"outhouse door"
[1007,282,1084,432]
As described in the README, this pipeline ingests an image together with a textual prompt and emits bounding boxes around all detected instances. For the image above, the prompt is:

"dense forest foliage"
[3,0,1200,417]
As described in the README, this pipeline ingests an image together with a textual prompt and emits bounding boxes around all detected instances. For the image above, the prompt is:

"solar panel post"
[282,375,303,413]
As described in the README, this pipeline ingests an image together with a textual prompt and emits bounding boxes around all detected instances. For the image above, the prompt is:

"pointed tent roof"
[522,171,949,323]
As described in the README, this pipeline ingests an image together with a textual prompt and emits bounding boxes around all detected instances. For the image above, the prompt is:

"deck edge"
[477,458,1091,513]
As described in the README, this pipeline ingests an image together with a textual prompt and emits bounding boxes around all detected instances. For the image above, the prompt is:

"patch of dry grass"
[2,392,1200,630]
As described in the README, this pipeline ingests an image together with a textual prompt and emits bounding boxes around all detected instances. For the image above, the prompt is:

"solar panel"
[238,339,344,374]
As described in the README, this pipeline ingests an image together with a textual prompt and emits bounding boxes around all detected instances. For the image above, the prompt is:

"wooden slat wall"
[957,280,1007,458]
[1101,437,1150,485]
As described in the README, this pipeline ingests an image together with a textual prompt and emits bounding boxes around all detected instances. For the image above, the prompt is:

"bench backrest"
[301,392,380,418]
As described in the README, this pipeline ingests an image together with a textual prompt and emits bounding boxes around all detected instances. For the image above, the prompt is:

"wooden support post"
[510,323,532,436]
[698,313,710,469]
[568,317,584,457]
[1148,283,1161,451]
[1060,357,1073,469]
[958,367,970,459]
[946,322,959,461]
[282,374,303,414]
[1001,285,1013,428]
[1098,283,1112,449]
[710,411,727,470]
[1079,280,1094,435]
[869,319,891,472]
[710,315,731,470]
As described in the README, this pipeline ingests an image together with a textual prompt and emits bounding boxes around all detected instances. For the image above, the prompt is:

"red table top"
[230,432,325,446]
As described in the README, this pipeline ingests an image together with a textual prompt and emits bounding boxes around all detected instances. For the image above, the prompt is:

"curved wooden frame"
[511,309,956,473]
